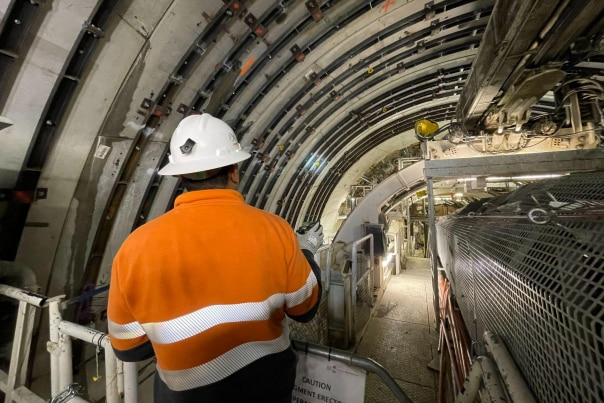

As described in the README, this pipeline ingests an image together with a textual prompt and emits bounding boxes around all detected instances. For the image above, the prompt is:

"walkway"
[357,257,438,403]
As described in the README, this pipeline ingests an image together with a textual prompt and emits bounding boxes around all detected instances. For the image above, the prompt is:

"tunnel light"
[487,174,563,181]
[454,193,464,197]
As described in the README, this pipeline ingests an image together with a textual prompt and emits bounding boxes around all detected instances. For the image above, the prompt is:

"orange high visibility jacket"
[107,189,321,401]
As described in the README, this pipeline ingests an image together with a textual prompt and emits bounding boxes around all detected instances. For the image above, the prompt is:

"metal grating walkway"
[356,257,438,403]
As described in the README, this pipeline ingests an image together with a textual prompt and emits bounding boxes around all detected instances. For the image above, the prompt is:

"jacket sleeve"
[107,257,155,362]
[285,247,322,323]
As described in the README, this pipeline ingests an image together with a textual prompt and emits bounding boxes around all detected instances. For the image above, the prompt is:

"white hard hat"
[158,114,251,176]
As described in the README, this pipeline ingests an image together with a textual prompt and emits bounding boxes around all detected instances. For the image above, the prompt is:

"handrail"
[0,284,138,403]
[351,234,374,318]
[0,284,48,307]
[315,244,331,291]
[291,340,413,402]
[55,320,119,403]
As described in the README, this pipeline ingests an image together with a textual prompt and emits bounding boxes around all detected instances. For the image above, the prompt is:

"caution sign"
[292,354,366,403]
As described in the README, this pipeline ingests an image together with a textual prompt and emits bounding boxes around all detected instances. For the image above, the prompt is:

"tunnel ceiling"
[1,0,604,290]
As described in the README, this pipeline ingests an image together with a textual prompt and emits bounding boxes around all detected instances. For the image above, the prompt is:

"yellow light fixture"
[414,119,439,137]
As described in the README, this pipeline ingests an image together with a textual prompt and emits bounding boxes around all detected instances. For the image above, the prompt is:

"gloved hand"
[296,222,324,254]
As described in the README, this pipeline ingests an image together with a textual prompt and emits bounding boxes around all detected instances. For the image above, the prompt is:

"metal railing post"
[1,284,136,403]
[394,232,401,275]
[315,244,331,291]
[5,301,29,403]
[426,177,440,330]
[47,297,65,396]
[351,234,374,312]
[123,362,139,403]
[58,329,73,391]
[117,360,124,397]
[351,234,373,340]
[57,321,120,403]
[0,285,47,403]
[104,346,119,403]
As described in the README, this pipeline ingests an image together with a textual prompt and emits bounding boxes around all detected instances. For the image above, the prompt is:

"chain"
[49,383,85,403]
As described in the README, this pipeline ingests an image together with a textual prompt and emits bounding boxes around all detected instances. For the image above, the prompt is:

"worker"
[107,113,323,402]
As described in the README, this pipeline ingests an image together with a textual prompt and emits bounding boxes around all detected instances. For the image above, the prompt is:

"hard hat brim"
[157,150,251,176]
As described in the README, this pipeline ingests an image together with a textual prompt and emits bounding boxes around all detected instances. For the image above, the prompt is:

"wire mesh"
[436,172,604,402]
[288,293,329,345]
[355,270,373,336]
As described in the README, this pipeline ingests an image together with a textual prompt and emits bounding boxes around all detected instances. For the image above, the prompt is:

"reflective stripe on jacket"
[107,189,320,394]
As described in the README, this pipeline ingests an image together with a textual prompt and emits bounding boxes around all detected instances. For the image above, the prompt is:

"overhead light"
[487,174,563,181]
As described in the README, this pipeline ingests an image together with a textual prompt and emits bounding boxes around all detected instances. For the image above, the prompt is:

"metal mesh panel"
[355,270,373,336]
[436,172,604,402]
[289,248,330,345]
[289,294,329,345]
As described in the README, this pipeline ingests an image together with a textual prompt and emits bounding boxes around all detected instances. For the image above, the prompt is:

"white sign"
[293,354,366,403]
[94,144,111,159]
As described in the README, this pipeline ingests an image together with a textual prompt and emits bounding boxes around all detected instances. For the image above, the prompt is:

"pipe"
[484,331,537,403]
[5,301,29,403]
[57,321,119,403]
[104,346,119,403]
[48,298,64,397]
[291,340,412,403]
[57,321,108,346]
[58,330,73,392]
[426,177,440,330]
[0,284,47,307]
[455,356,506,403]
[117,360,124,397]
[123,361,139,403]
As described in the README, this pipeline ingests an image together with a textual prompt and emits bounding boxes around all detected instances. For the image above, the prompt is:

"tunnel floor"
[357,257,438,403]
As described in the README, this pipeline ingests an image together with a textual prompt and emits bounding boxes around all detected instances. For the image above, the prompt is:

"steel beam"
[424,149,604,178]
[456,0,563,129]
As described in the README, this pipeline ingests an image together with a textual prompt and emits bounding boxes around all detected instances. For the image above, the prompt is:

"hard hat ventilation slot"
[179,138,196,154]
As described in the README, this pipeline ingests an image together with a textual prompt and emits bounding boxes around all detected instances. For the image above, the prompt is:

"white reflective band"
[107,319,146,340]
[284,270,317,309]
[142,293,286,344]
[141,276,316,345]
[156,322,291,391]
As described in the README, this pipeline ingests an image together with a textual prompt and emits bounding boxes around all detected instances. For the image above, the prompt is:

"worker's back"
[108,188,321,402]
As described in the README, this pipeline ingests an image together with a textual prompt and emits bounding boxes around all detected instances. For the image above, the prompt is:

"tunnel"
[1,0,604,402]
